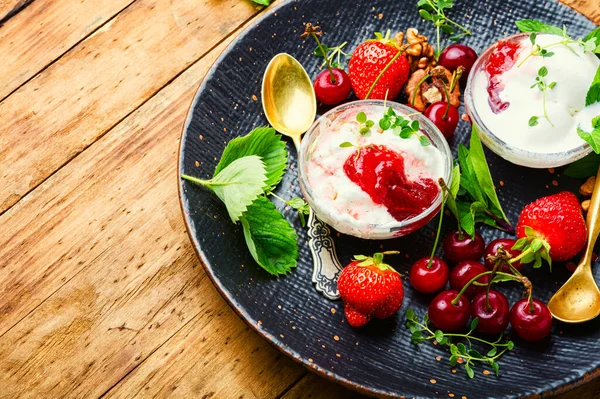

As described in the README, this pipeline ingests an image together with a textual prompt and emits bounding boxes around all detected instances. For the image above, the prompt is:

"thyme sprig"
[406,309,514,378]
[528,66,556,127]
[416,0,472,58]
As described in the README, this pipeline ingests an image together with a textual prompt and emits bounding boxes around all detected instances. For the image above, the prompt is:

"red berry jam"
[484,40,521,114]
[343,145,439,221]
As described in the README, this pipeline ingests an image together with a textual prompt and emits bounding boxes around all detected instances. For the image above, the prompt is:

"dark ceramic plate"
[178,1,600,397]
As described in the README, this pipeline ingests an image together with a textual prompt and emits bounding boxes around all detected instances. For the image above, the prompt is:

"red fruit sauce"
[484,40,521,114]
[343,145,439,222]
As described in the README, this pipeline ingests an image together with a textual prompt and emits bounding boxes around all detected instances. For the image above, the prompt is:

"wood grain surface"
[0,0,598,398]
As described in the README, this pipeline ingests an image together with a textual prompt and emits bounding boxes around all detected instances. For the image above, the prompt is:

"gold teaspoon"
[548,166,600,323]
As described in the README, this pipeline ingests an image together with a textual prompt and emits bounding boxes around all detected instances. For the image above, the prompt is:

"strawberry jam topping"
[343,145,439,222]
[484,40,521,114]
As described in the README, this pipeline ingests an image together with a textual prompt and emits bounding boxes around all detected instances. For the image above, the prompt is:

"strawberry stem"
[427,192,446,269]
[365,50,404,100]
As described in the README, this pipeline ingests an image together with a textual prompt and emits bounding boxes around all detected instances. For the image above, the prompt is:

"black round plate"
[179,1,600,397]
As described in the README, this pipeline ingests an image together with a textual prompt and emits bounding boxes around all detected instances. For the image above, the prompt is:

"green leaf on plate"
[515,19,564,35]
[469,126,510,223]
[250,0,271,6]
[564,152,600,178]
[240,196,299,276]
[584,27,600,53]
[183,156,267,223]
[214,126,288,192]
[577,125,600,154]
[585,65,600,107]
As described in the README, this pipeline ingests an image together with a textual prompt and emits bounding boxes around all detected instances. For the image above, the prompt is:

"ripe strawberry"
[337,251,404,327]
[348,31,410,100]
[515,191,587,266]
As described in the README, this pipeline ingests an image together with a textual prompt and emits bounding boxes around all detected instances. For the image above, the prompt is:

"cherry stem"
[438,178,464,239]
[427,192,446,269]
[366,49,404,100]
[486,259,504,311]
[411,74,430,108]
[312,32,336,84]
[441,82,451,120]
[451,271,521,306]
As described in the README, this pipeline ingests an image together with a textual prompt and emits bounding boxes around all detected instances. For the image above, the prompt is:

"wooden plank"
[0,0,135,100]
[0,0,31,25]
[562,0,600,25]
[0,21,302,396]
[0,0,260,215]
[282,373,364,399]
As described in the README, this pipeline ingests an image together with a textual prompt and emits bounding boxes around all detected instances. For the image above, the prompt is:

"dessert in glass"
[465,32,600,168]
[299,100,452,239]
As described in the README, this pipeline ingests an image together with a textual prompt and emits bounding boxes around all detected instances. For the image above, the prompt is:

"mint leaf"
[586,65,600,107]
[214,127,287,192]
[450,164,461,198]
[469,126,510,224]
[458,144,485,204]
[566,152,600,178]
[457,201,475,237]
[515,19,564,35]
[584,27,600,53]
[240,197,299,275]
[577,126,600,153]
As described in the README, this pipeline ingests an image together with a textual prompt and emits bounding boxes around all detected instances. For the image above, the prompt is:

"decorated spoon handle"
[307,208,343,300]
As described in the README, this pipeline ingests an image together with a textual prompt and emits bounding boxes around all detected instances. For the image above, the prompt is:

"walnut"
[395,28,436,72]
[579,176,595,197]
[582,199,591,212]
[404,65,462,112]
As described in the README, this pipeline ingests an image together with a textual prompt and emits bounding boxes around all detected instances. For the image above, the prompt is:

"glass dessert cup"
[464,32,593,169]
[298,100,453,240]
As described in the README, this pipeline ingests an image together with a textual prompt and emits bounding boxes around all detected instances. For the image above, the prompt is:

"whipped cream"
[472,33,600,154]
[304,104,446,231]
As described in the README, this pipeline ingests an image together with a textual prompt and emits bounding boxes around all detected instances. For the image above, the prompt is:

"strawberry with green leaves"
[337,251,404,327]
[513,191,587,267]
[348,31,410,100]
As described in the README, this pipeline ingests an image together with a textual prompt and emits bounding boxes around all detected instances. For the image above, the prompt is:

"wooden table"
[1,0,600,397]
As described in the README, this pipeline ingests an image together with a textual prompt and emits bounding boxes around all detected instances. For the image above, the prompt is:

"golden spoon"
[261,53,343,300]
[261,53,316,151]
[548,166,600,323]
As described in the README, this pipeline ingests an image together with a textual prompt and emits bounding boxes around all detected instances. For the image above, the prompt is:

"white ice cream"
[472,34,600,154]
[305,105,446,230]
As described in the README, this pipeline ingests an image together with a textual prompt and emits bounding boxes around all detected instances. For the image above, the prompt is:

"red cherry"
[450,261,490,299]
[443,230,486,263]
[428,290,471,332]
[438,44,478,78]
[409,257,450,294]
[484,238,524,273]
[423,101,459,139]
[313,68,352,105]
[510,299,552,342]
[471,290,510,334]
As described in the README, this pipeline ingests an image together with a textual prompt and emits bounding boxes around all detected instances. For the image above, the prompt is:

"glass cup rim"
[298,99,453,236]
[464,32,592,165]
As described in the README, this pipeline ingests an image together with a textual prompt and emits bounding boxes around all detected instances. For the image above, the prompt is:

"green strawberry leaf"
[240,196,299,276]
[584,27,600,53]
[183,156,267,223]
[585,65,600,107]
[214,126,288,192]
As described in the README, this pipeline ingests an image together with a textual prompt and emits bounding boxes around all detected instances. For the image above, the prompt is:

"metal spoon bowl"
[261,53,343,300]
[548,167,600,323]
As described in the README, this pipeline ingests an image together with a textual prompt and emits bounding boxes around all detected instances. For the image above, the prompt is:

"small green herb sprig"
[301,23,350,83]
[416,0,472,58]
[528,66,556,127]
[339,108,431,149]
[271,193,310,227]
[516,20,600,68]
[406,310,514,378]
